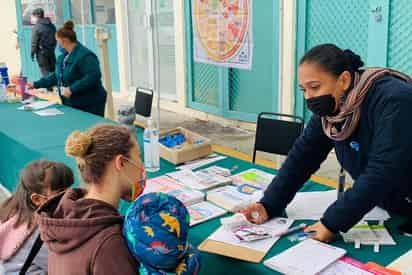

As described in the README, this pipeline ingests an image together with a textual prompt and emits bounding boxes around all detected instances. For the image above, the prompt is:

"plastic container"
[143,118,160,172]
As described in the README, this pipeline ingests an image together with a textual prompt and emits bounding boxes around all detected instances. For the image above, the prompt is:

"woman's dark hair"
[56,20,77,42]
[0,160,74,228]
[65,124,135,184]
[299,44,364,77]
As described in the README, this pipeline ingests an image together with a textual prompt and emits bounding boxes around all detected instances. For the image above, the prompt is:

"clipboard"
[198,217,293,263]
[198,239,266,263]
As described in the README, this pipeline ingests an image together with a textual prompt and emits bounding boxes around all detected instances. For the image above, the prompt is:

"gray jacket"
[31,18,56,59]
[0,229,48,275]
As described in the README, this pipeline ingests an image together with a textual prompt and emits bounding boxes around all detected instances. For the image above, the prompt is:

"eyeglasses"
[122,156,146,182]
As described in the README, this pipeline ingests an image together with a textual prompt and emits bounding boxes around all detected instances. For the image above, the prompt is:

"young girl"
[36,124,143,274]
[0,160,74,274]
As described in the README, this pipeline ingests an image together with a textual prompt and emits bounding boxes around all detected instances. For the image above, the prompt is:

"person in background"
[36,124,142,274]
[31,8,57,78]
[0,160,74,274]
[29,21,107,117]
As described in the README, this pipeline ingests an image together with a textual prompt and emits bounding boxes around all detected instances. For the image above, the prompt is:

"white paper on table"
[388,249,412,275]
[286,190,390,221]
[177,155,226,171]
[208,217,293,253]
[34,108,64,116]
[18,101,55,110]
[286,190,337,220]
[264,239,346,275]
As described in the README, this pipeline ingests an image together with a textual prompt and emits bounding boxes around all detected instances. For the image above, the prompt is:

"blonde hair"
[65,124,135,183]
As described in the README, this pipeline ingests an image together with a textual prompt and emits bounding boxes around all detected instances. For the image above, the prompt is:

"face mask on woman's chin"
[57,44,67,54]
[121,175,146,202]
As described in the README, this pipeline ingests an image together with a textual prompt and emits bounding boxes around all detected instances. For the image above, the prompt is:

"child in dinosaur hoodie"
[123,192,202,275]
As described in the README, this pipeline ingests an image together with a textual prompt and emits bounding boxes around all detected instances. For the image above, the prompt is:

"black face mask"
[306,94,336,117]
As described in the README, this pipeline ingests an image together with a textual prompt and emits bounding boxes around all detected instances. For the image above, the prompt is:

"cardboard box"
[159,127,212,165]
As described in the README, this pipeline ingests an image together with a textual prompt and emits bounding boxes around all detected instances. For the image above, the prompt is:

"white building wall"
[0,0,21,76]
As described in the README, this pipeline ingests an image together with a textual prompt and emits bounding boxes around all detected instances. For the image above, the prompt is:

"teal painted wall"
[294,0,412,122]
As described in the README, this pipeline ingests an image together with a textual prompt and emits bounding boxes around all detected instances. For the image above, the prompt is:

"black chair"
[252,112,304,163]
[134,87,154,117]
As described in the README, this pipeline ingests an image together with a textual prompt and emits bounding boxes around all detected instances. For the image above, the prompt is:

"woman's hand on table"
[240,202,269,224]
[305,221,335,243]
[63,87,72,98]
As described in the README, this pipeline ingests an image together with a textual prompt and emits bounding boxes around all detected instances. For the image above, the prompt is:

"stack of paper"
[264,239,346,275]
[207,185,263,212]
[177,154,227,170]
[286,190,391,221]
[144,176,185,193]
[18,100,55,110]
[187,201,227,226]
[231,168,275,190]
[167,168,231,191]
[167,188,204,206]
[144,176,204,206]
[34,108,64,116]
[200,166,231,177]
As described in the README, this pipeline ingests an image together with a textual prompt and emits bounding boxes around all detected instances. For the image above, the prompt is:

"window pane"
[127,0,150,88]
[70,0,92,25]
[94,0,116,24]
[21,0,63,26]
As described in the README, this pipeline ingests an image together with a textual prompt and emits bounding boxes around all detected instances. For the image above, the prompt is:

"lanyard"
[338,167,346,199]
[58,53,69,97]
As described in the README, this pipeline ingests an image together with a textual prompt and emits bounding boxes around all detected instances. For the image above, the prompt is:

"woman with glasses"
[36,124,145,275]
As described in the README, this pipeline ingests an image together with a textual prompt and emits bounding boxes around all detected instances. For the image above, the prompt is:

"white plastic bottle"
[144,118,160,172]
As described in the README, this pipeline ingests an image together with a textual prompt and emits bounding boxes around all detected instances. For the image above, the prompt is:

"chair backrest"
[134,87,153,117]
[253,112,304,163]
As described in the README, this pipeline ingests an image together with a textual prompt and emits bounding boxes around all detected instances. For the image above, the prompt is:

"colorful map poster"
[192,0,253,70]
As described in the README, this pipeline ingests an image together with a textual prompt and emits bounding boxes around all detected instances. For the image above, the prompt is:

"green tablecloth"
[1,102,411,274]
